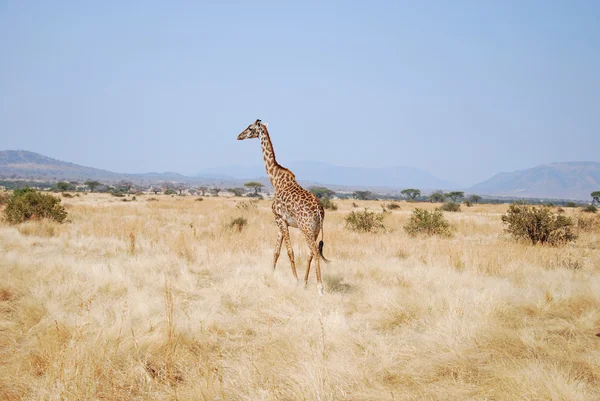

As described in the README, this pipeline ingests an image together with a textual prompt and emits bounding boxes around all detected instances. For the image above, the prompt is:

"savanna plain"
[1,193,600,401]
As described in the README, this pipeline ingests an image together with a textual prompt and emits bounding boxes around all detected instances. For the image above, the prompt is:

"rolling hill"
[469,162,600,201]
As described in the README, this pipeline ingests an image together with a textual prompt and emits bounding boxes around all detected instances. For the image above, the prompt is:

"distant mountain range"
[196,161,457,190]
[469,162,599,201]
[0,150,597,200]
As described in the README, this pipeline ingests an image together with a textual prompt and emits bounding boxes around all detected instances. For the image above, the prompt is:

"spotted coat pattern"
[237,119,327,295]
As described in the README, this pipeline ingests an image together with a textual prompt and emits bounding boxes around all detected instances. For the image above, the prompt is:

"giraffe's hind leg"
[273,230,283,271]
[275,216,298,282]
[302,230,323,296]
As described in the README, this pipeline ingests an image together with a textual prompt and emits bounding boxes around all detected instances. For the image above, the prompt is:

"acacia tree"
[84,180,101,193]
[212,187,222,197]
[401,188,421,200]
[197,186,208,196]
[353,191,373,200]
[117,180,133,193]
[592,191,600,204]
[309,186,335,199]
[469,194,482,204]
[429,191,445,203]
[228,188,246,197]
[56,181,69,192]
[244,182,264,194]
[176,183,188,195]
[445,191,465,202]
[151,187,161,195]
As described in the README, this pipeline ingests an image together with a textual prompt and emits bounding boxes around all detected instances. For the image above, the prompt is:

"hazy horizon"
[1,2,598,187]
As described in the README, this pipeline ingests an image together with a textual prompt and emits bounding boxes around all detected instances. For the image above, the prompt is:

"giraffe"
[237,119,330,296]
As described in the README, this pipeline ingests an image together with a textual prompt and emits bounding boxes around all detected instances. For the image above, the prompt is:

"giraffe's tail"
[318,240,330,264]
[318,215,331,264]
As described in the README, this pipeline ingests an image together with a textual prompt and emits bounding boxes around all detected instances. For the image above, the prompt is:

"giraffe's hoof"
[318,285,324,296]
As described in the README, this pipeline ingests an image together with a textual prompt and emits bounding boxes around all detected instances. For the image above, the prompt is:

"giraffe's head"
[237,119,266,140]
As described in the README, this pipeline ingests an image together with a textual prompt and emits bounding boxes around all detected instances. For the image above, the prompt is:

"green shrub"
[404,208,452,237]
[4,187,67,224]
[229,217,248,232]
[345,209,386,233]
[320,197,338,211]
[111,192,125,197]
[501,204,576,246]
[62,192,74,198]
[582,204,597,213]
[463,200,473,207]
[164,189,176,195]
[565,202,577,208]
[438,202,461,212]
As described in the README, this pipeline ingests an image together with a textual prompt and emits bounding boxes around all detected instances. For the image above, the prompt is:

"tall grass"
[0,195,598,400]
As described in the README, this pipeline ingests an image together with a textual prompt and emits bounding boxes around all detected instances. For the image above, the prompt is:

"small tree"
[212,187,222,197]
[228,188,246,197]
[84,180,101,193]
[401,188,421,200]
[592,191,600,205]
[353,191,373,200]
[117,180,133,193]
[445,191,464,202]
[176,184,188,195]
[309,186,335,199]
[56,181,69,192]
[198,186,208,196]
[151,187,162,195]
[469,195,482,204]
[429,191,445,203]
[244,182,264,195]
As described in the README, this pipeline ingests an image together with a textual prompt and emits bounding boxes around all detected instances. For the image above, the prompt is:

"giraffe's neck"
[259,128,293,191]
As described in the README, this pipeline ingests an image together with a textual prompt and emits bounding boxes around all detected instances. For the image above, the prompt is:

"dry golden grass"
[1,195,599,400]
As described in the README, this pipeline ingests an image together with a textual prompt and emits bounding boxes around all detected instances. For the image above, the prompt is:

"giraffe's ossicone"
[237,119,330,296]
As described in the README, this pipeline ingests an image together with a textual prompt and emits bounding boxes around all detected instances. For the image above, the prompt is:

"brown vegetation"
[0,195,599,400]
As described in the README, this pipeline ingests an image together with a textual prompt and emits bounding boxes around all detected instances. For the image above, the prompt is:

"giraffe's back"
[273,182,324,235]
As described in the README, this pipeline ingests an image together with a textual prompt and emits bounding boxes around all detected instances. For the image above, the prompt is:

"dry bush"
[386,202,401,210]
[4,187,67,224]
[62,192,74,198]
[501,204,577,246]
[404,208,452,237]
[147,197,159,202]
[236,199,258,211]
[0,191,9,206]
[582,204,597,213]
[195,197,204,202]
[577,213,600,233]
[320,197,338,210]
[345,208,386,232]
[438,202,461,212]
[229,216,248,232]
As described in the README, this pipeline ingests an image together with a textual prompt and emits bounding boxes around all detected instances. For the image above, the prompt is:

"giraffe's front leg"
[273,230,283,271]
[275,217,298,283]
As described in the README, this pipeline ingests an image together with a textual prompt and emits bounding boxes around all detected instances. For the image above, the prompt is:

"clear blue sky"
[1,1,598,186]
